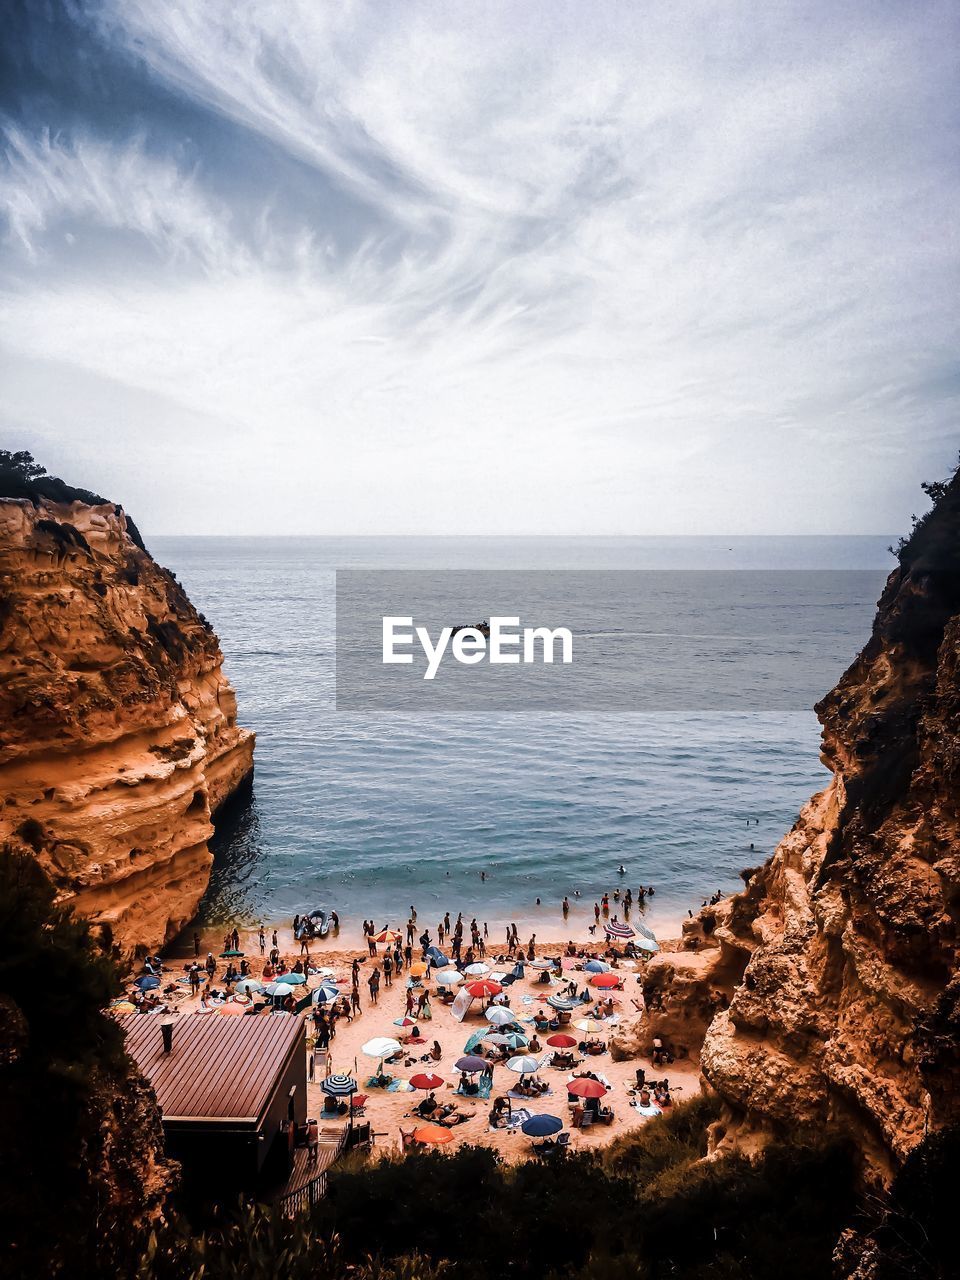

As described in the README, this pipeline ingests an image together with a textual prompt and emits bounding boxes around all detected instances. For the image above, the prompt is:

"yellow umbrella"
[573,1017,604,1034]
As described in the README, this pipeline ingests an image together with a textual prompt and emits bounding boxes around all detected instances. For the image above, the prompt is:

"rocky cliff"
[643,468,960,1181]
[0,477,254,961]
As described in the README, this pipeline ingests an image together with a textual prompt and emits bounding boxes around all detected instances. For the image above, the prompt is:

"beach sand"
[159,923,699,1163]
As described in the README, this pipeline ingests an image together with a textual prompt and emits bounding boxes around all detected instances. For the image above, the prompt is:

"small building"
[125,1013,307,1200]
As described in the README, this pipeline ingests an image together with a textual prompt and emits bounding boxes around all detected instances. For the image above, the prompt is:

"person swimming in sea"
[617,864,626,875]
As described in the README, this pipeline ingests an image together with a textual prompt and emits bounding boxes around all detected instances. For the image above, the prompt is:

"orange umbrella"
[465,979,502,998]
[409,961,428,977]
[218,1001,248,1014]
[412,1123,455,1145]
[375,928,402,944]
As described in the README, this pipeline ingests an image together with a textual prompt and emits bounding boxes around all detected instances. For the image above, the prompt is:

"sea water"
[151,536,893,943]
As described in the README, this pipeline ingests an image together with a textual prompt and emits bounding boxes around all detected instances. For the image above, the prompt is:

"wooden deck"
[277,1126,348,1215]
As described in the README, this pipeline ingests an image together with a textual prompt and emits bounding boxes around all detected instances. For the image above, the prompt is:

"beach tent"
[425,947,450,967]
[135,976,159,991]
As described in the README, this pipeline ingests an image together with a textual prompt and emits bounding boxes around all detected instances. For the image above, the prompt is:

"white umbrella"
[464,962,490,977]
[268,982,296,999]
[485,1006,516,1026]
[434,968,463,987]
[362,1036,402,1061]
[529,958,554,970]
[234,978,263,996]
[506,1054,541,1074]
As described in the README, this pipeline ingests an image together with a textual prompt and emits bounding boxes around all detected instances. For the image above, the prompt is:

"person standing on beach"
[404,941,413,968]
[231,927,240,950]
[272,929,279,949]
[351,957,360,985]
[189,964,201,996]
[405,988,415,1016]
[350,985,362,1017]
[193,932,201,958]
[383,950,393,986]
[406,918,415,944]
[394,943,404,973]
[205,952,216,979]
[367,932,377,958]
[258,926,266,955]
[410,906,417,924]
[368,968,380,1005]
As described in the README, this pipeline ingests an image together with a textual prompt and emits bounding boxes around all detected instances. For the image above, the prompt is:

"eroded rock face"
[0,496,254,960]
[671,476,960,1180]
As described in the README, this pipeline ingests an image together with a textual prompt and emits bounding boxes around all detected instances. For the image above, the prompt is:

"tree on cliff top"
[0,447,147,550]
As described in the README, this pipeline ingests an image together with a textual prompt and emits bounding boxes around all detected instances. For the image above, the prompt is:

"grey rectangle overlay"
[335,570,885,712]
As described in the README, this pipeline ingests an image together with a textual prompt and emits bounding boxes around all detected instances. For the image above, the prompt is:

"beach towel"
[365,1074,396,1089]
[501,1108,531,1130]
[386,1078,414,1093]
[457,1076,493,1099]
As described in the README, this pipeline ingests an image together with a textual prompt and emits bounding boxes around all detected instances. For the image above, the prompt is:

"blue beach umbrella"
[266,981,296,997]
[276,971,307,985]
[312,983,339,1004]
[584,960,611,974]
[521,1114,563,1138]
[546,995,575,1011]
[135,975,160,990]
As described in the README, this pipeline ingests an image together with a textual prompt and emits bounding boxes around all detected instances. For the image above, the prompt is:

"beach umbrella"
[454,1055,488,1073]
[521,1114,563,1138]
[374,928,402,944]
[485,1006,516,1026]
[465,979,502,998]
[270,983,296,1001]
[234,978,262,996]
[590,973,621,989]
[218,1001,247,1015]
[583,960,611,974]
[573,1017,604,1034]
[487,1032,529,1050]
[529,958,554,970]
[311,982,339,1004]
[276,971,307,985]
[506,1054,541,1074]
[315,966,337,977]
[409,961,428,978]
[219,948,244,957]
[135,975,160,990]
[362,1036,402,1062]
[412,1124,455,1146]
[567,1077,608,1098]
[409,1072,445,1091]
[434,969,463,987]
[546,995,575,1011]
[426,946,450,967]
[464,962,490,977]
[393,1015,419,1028]
[546,1033,577,1048]
[634,936,660,954]
[604,921,635,939]
[635,923,657,942]
[321,1073,358,1097]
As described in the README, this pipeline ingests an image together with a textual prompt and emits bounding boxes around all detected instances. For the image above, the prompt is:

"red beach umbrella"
[567,1077,608,1098]
[546,1033,577,1048]
[409,1072,445,1091]
[465,979,502,998]
[590,973,621,989]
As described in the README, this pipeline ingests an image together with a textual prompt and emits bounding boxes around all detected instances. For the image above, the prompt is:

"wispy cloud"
[0,0,957,533]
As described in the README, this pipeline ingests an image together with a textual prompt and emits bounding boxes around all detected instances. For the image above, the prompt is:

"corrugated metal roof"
[124,1014,304,1123]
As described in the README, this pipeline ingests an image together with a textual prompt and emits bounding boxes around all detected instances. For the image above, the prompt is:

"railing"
[278,1124,350,1216]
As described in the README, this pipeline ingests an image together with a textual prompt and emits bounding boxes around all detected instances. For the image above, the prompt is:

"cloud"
[0,0,957,534]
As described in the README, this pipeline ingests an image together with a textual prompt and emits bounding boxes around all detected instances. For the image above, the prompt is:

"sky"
[0,0,957,536]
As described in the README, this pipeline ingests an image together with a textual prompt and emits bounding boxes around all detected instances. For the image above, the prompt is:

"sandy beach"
[156,919,699,1162]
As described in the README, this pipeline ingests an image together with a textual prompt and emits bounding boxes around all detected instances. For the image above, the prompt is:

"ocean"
[151,536,894,945]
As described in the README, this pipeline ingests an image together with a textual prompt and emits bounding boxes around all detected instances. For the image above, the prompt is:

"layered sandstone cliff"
[642,470,960,1180]
[0,486,254,960]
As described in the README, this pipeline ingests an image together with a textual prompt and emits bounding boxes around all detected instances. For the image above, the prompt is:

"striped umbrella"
[374,928,402,945]
[311,982,340,1004]
[506,1054,541,1074]
[321,1073,358,1096]
[573,1017,605,1034]
[604,921,635,939]
[546,995,576,1011]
